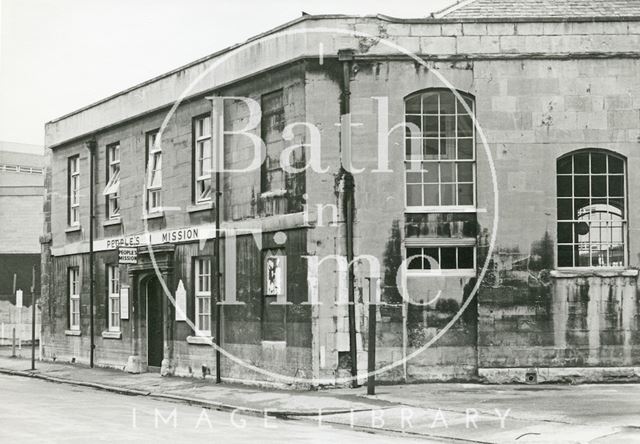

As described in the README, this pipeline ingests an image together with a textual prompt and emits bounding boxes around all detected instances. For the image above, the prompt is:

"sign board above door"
[118,247,138,264]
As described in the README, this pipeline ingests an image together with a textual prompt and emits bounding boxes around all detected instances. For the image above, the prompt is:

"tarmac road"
[0,374,436,443]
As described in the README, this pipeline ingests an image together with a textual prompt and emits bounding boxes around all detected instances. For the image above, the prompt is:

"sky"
[0,0,454,150]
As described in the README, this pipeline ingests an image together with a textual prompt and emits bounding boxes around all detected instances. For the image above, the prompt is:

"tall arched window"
[557,150,626,268]
[404,89,475,209]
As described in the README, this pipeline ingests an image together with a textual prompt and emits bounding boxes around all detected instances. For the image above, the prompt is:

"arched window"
[404,89,475,209]
[557,150,626,268]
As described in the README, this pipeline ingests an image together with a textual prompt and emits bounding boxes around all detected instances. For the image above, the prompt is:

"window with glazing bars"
[406,246,475,271]
[146,131,162,212]
[405,90,475,209]
[195,258,211,336]
[108,265,120,331]
[557,151,626,268]
[194,116,212,203]
[68,156,80,225]
[104,143,120,219]
[69,267,80,330]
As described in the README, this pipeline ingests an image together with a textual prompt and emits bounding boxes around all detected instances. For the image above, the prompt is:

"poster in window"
[265,256,284,296]
[120,286,129,320]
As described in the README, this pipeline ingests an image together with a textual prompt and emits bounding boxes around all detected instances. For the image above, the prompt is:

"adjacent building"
[42,0,640,386]
[0,141,43,344]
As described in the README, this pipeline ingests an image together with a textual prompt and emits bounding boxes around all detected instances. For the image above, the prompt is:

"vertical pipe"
[215,130,222,384]
[17,296,22,349]
[31,266,36,370]
[338,48,358,387]
[86,139,96,368]
[12,274,17,349]
[367,278,377,395]
[208,96,223,383]
[402,301,408,382]
[344,174,357,386]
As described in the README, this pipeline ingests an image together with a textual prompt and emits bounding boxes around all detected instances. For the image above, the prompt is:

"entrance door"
[146,277,164,369]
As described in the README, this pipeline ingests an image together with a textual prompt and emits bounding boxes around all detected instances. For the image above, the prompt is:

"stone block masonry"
[41,14,640,387]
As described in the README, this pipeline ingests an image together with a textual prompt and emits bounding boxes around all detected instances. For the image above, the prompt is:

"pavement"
[0,348,384,418]
[2,348,640,443]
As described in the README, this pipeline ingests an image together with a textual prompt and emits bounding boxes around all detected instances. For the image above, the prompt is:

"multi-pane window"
[104,143,120,219]
[194,116,212,203]
[68,156,80,226]
[557,151,626,268]
[146,131,162,212]
[0,164,43,174]
[107,265,120,332]
[195,258,211,336]
[406,246,475,271]
[405,90,475,208]
[69,267,80,330]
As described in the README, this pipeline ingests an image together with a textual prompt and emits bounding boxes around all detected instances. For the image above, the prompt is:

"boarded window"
[260,90,285,194]
[258,89,306,216]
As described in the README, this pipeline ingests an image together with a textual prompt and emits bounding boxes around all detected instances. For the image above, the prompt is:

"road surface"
[0,374,433,443]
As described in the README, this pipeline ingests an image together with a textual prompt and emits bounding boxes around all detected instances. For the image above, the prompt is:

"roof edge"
[46,13,314,126]
[431,0,478,19]
[45,12,640,127]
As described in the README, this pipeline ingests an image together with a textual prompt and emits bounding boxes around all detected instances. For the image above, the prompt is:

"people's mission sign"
[118,247,138,264]
[95,226,216,252]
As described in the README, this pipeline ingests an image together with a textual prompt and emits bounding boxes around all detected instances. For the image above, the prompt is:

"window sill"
[101,330,122,339]
[405,237,476,247]
[405,206,477,213]
[65,226,82,234]
[551,268,638,278]
[142,211,164,220]
[261,340,286,346]
[65,329,81,336]
[187,202,213,213]
[186,335,213,345]
[406,269,476,278]
[260,189,287,198]
[103,218,122,227]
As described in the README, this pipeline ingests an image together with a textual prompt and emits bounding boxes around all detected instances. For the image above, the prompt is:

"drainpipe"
[207,95,223,383]
[338,49,358,387]
[85,139,96,368]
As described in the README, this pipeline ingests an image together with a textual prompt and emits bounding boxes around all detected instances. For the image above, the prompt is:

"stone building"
[0,141,43,343]
[42,0,640,386]
[0,142,44,299]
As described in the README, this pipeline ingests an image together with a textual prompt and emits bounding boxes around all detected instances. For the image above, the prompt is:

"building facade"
[0,141,43,344]
[42,0,640,386]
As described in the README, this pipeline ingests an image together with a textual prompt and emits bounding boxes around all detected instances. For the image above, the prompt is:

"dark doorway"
[146,277,164,369]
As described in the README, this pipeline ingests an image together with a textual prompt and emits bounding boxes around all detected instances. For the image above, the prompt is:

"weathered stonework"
[42,14,640,387]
